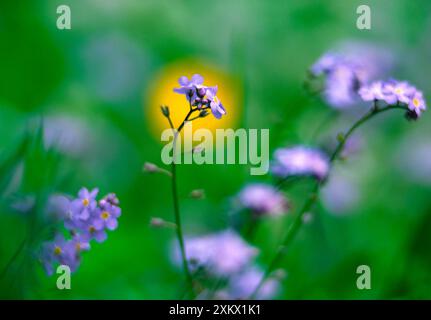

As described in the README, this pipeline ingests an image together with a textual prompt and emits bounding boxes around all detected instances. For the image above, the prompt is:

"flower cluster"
[359,80,426,119]
[271,146,330,180]
[237,184,288,217]
[174,74,226,119]
[40,188,121,275]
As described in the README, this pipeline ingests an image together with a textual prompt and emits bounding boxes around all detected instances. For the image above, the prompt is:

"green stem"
[250,105,407,299]
[0,238,27,280]
[165,109,202,298]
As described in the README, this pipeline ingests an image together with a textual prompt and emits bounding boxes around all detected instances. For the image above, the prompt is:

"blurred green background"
[1,0,431,299]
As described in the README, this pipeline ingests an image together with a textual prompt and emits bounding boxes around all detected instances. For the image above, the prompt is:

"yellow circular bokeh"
[145,60,242,141]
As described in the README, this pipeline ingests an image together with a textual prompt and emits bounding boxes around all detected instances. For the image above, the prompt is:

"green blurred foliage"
[1,0,431,299]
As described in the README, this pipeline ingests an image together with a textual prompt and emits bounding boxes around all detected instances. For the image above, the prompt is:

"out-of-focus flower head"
[238,184,288,217]
[173,229,258,277]
[225,267,281,300]
[309,41,394,109]
[271,146,330,180]
[359,79,426,118]
[173,74,227,119]
[321,171,361,215]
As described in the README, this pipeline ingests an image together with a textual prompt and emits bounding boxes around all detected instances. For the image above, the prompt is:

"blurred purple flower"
[310,41,394,109]
[271,146,330,180]
[321,172,360,215]
[238,184,288,217]
[226,267,280,300]
[40,234,84,276]
[358,81,385,101]
[173,230,258,277]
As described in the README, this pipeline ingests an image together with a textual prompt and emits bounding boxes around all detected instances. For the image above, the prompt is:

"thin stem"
[0,238,27,280]
[171,142,194,297]
[164,107,210,299]
[250,104,407,299]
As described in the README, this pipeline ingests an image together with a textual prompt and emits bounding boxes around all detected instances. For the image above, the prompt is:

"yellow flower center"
[54,246,62,255]
[413,98,420,107]
[89,226,96,234]
[101,211,110,220]
[395,88,403,94]
[82,198,89,207]
[76,243,81,251]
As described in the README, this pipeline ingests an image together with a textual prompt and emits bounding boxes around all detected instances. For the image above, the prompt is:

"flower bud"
[197,87,206,98]
[143,162,158,173]
[199,110,209,118]
[190,189,205,199]
[160,105,170,117]
[150,217,165,228]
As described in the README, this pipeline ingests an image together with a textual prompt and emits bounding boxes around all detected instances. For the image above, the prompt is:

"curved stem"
[250,105,407,299]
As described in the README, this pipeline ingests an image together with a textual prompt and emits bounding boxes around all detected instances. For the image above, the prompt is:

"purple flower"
[92,203,121,232]
[71,188,98,221]
[173,74,205,101]
[40,234,83,276]
[271,146,330,180]
[310,52,340,76]
[205,86,226,119]
[324,64,359,107]
[173,230,258,277]
[381,80,416,104]
[238,184,288,217]
[226,267,280,300]
[358,81,385,101]
[408,91,426,117]
[82,219,108,243]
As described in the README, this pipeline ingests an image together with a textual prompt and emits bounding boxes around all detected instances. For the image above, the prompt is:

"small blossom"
[173,74,205,101]
[408,91,426,117]
[205,86,226,119]
[271,146,330,180]
[40,234,81,276]
[358,80,385,101]
[93,203,121,232]
[72,188,99,221]
[173,230,258,277]
[238,184,288,217]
